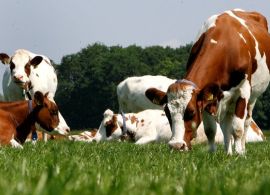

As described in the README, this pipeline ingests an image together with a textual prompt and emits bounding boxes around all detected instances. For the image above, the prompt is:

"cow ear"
[34,91,44,105]
[30,56,43,68]
[145,88,167,105]
[198,84,223,114]
[0,53,11,64]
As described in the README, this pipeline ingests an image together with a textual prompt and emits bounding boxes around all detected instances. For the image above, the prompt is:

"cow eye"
[184,108,195,121]
[10,62,15,71]
[50,109,58,116]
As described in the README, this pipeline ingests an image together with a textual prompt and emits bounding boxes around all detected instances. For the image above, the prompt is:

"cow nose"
[66,128,70,133]
[14,75,23,81]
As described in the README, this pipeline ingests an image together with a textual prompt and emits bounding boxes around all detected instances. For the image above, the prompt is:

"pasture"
[1,137,270,195]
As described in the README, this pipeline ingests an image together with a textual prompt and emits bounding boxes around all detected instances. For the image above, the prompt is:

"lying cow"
[145,9,270,154]
[0,91,60,148]
[69,109,264,145]
[0,49,70,138]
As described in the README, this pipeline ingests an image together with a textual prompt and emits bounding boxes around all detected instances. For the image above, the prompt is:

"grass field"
[1,138,270,195]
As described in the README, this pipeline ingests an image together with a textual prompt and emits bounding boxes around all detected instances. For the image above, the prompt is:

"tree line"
[54,43,270,130]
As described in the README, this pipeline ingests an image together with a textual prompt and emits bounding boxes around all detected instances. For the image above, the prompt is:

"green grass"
[1,140,270,195]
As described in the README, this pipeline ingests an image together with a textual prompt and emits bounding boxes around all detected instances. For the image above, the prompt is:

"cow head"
[145,80,222,150]
[33,91,60,133]
[94,109,123,142]
[0,51,43,87]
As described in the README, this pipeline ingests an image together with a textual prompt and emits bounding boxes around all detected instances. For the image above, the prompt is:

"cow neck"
[119,113,136,142]
[15,101,39,144]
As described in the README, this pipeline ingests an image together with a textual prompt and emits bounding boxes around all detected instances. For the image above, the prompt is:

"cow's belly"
[250,54,270,102]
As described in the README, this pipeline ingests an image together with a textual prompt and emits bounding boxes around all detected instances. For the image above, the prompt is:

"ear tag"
[207,94,214,101]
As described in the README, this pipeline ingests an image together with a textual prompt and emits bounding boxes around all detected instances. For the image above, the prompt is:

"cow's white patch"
[232,115,245,154]
[225,10,248,28]
[167,85,194,145]
[195,14,218,42]
[251,51,270,100]
[210,39,217,44]
[239,77,251,99]
[238,32,247,44]
[10,138,23,149]
[117,75,176,113]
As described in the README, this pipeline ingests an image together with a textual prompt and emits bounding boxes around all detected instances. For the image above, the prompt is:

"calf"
[69,109,264,145]
[0,91,60,148]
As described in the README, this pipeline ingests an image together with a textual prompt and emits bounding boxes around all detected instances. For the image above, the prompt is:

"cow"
[68,129,98,142]
[0,91,60,148]
[69,109,264,144]
[117,75,176,113]
[118,75,264,145]
[145,9,270,155]
[0,49,70,138]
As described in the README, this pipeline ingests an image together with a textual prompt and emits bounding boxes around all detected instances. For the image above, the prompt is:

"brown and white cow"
[0,91,60,148]
[0,49,70,140]
[117,75,176,112]
[146,9,270,154]
[69,109,264,145]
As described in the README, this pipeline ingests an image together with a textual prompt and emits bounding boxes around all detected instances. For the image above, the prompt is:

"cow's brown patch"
[130,115,138,124]
[250,121,261,136]
[235,97,246,119]
[105,115,118,137]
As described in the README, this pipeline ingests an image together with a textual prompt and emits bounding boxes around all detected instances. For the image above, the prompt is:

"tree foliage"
[55,43,270,130]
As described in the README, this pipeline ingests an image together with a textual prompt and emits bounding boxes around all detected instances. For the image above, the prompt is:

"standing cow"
[117,75,176,113]
[118,75,264,147]
[0,49,70,136]
[146,9,270,155]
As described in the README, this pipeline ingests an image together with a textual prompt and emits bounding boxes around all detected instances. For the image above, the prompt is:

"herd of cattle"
[0,9,269,155]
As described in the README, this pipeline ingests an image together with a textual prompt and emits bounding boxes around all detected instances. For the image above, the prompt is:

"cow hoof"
[168,141,188,151]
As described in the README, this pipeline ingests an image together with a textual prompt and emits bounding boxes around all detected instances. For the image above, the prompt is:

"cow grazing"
[69,109,264,145]
[117,75,176,113]
[0,91,60,148]
[146,9,270,154]
[0,49,70,137]
[118,75,263,146]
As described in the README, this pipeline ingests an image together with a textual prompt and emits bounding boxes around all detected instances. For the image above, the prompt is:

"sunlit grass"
[0,140,270,194]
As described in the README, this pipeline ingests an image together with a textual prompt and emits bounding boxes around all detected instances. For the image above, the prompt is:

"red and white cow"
[69,109,264,144]
[0,91,60,148]
[118,75,264,145]
[146,9,270,154]
[0,49,70,136]
[117,75,176,113]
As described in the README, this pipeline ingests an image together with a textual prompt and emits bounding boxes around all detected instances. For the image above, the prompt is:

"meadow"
[1,138,270,195]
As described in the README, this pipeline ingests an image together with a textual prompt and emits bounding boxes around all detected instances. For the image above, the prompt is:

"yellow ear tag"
[207,94,214,101]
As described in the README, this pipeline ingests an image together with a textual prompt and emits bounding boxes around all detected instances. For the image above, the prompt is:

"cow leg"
[10,138,23,149]
[242,100,256,151]
[220,115,233,155]
[232,92,249,155]
[42,132,48,142]
[202,111,217,152]
[135,136,156,144]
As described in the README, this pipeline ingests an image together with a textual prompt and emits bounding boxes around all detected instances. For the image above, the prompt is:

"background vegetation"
[1,140,270,195]
[54,43,270,130]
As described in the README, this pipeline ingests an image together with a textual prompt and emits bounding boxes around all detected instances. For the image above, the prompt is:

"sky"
[0,0,270,64]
